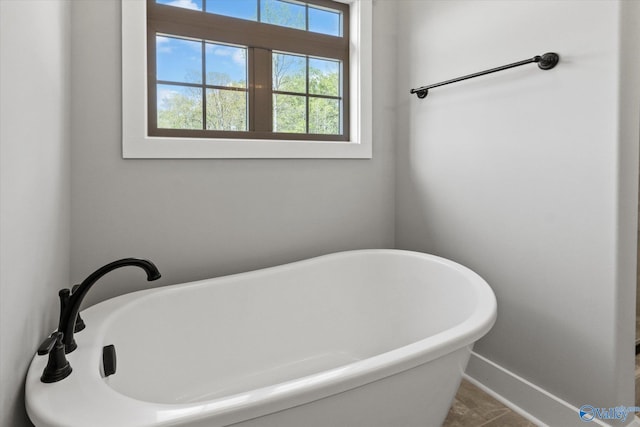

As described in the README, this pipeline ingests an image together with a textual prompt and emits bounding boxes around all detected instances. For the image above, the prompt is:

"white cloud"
[206,44,247,66]
[166,0,199,11]
[206,45,230,56]
[232,49,246,66]
[156,36,173,54]
[157,87,180,110]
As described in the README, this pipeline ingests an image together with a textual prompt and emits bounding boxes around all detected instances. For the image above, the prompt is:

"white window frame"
[121,0,372,159]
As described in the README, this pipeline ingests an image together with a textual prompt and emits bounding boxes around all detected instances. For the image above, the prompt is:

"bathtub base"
[216,347,471,427]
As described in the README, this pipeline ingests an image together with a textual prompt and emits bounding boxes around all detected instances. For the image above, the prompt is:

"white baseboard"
[464,352,636,427]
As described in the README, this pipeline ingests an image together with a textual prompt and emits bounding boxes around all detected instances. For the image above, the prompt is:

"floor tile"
[478,411,537,427]
[443,380,535,427]
[442,398,488,427]
[453,380,510,422]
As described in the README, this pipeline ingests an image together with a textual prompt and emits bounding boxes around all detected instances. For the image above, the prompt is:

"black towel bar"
[410,52,559,99]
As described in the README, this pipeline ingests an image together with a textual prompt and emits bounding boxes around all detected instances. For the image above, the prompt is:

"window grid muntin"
[148,0,349,140]
[157,0,343,37]
[272,50,342,135]
[155,34,249,131]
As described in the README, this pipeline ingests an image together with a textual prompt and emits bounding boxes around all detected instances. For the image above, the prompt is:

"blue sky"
[156,0,341,36]
[156,36,247,86]
[155,0,342,106]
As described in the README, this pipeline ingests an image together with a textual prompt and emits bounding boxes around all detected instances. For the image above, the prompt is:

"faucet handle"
[38,332,72,383]
[37,333,57,356]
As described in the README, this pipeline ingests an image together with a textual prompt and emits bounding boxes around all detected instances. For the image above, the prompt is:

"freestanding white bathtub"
[26,249,496,427]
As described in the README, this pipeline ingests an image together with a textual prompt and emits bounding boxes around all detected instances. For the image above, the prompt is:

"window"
[148,0,348,140]
[122,0,372,158]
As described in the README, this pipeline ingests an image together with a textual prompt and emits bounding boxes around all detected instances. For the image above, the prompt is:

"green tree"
[205,72,247,131]
[159,57,340,134]
[157,86,202,130]
[158,72,247,131]
[156,1,342,135]
[309,97,340,135]
[262,0,305,30]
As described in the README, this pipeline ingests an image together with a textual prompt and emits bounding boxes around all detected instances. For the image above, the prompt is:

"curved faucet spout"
[59,258,161,353]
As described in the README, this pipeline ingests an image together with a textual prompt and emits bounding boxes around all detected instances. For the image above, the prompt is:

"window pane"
[206,89,247,131]
[309,6,340,36]
[156,0,203,11]
[157,84,203,129]
[273,94,306,133]
[260,0,305,30]
[309,58,339,96]
[273,53,306,93]
[206,0,257,21]
[309,97,339,134]
[156,36,202,84]
[205,43,247,88]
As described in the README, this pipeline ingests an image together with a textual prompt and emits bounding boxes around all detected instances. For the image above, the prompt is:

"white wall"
[69,0,396,307]
[0,1,71,426]
[395,0,639,421]
[5,0,639,425]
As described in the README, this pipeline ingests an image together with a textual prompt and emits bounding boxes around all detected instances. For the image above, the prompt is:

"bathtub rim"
[25,249,497,427]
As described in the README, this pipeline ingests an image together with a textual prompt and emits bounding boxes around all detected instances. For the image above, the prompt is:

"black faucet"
[57,258,161,353]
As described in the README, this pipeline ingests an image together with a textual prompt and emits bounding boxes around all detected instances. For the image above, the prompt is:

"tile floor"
[443,318,640,426]
[442,380,535,427]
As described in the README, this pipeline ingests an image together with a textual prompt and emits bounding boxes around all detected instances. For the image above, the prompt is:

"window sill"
[122,136,372,159]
